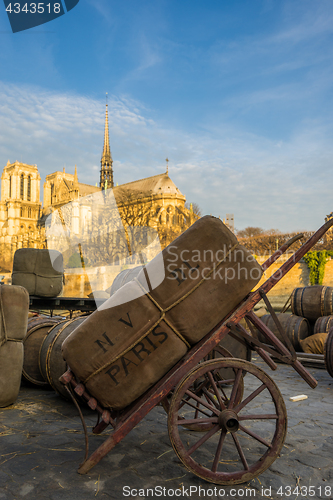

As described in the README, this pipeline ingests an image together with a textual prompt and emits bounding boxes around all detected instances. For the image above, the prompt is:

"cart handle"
[262,233,304,271]
[257,217,333,298]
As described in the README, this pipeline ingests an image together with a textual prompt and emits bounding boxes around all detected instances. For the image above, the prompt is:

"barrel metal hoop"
[45,317,82,387]
[299,287,305,318]
[321,286,327,317]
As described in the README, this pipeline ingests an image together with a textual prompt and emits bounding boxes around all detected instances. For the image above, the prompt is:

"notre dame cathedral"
[0,103,195,271]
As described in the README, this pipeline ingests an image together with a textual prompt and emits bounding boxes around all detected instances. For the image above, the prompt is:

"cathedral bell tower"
[100,96,114,189]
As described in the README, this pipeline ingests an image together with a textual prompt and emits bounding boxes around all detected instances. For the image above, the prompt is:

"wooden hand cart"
[60,219,333,485]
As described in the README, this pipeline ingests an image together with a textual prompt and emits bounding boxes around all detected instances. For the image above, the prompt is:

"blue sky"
[1,0,333,232]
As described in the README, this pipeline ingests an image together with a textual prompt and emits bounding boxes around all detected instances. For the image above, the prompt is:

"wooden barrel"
[110,266,143,295]
[22,317,64,386]
[314,315,333,334]
[39,316,88,400]
[324,327,333,377]
[291,286,333,321]
[257,313,310,351]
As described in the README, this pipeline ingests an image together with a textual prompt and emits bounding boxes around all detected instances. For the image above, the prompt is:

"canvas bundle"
[12,248,64,297]
[62,216,263,410]
[0,285,29,407]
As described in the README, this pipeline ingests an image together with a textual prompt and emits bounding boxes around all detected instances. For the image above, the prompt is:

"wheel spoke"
[187,425,221,456]
[194,401,200,419]
[179,396,214,418]
[238,414,278,420]
[215,383,231,403]
[216,378,239,385]
[185,389,220,415]
[233,383,267,413]
[212,430,227,472]
[228,368,242,409]
[177,417,218,426]
[239,424,272,448]
[231,432,249,470]
[178,393,191,410]
[168,358,287,485]
[202,387,220,409]
[179,380,209,410]
[207,371,226,410]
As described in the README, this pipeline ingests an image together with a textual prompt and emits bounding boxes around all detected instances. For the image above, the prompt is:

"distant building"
[0,161,41,257]
[0,103,196,269]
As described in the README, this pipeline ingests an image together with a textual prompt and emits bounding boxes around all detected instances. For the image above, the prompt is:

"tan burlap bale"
[62,281,188,409]
[109,266,142,296]
[0,342,24,407]
[136,216,263,344]
[62,217,262,410]
[0,285,29,407]
[12,248,63,297]
[0,285,29,343]
[300,332,328,354]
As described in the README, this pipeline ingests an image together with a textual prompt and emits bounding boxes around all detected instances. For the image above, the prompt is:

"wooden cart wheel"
[324,328,333,377]
[168,358,287,485]
[161,347,244,431]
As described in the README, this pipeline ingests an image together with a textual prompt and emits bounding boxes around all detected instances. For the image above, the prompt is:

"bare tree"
[237,227,264,238]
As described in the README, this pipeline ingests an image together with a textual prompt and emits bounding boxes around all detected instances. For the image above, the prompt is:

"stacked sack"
[12,248,64,297]
[0,285,29,407]
[62,216,263,410]
[291,285,333,354]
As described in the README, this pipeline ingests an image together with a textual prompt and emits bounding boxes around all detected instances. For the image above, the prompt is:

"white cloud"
[0,81,332,233]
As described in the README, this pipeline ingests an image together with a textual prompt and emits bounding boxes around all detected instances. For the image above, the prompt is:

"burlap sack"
[12,248,63,297]
[136,216,263,344]
[300,332,327,354]
[62,217,262,410]
[0,342,24,407]
[62,281,188,409]
[0,285,29,407]
[0,285,29,343]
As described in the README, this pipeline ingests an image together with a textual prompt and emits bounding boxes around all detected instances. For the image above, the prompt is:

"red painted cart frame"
[60,219,333,484]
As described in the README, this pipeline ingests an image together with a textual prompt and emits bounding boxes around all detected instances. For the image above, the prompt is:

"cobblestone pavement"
[0,356,332,500]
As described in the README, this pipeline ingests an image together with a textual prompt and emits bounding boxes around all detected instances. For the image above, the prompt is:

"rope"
[12,271,62,278]
[84,315,165,383]
[64,384,89,465]
[84,242,239,384]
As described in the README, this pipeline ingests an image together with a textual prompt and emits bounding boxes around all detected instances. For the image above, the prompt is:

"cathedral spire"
[100,94,114,189]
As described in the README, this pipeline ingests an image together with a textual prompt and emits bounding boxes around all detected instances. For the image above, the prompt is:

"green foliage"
[303,250,333,285]
[67,252,89,269]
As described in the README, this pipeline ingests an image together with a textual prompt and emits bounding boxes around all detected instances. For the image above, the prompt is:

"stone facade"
[0,161,42,269]
[0,105,195,271]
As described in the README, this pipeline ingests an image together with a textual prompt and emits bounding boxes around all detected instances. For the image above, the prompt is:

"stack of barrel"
[291,286,333,354]
[22,315,88,400]
[257,285,333,374]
